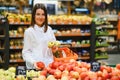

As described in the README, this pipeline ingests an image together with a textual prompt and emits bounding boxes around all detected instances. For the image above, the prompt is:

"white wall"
[33,0,58,14]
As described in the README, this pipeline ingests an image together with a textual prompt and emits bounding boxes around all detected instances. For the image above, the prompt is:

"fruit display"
[0,67,16,80]
[96,37,109,47]
[0,60,120,80]
[10,39,23,49]
[5,12,31,24]
[5,12,92,25]
[54,28,91,37]
[78,50,90,58]
[48,15,92,25]
[92,17,109,25]
[10,51,23,63]
[92,17,118,60]
[96,26,117,36]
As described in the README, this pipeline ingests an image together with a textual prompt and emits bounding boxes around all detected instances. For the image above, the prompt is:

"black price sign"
[91,62,101,72]
[16,66,26,76]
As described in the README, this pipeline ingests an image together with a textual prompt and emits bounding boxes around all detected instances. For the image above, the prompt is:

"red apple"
[102,69,111,79]
[77,61,82,68]
[58,65,65,71]
[84,76,90,80]
[111,69,120,76]
[73,67,82,74]
[69,77,76,80]
[62,70,69,77]
[88,71,97,80]
[111,76,120,80]
[69,60,78,66]
[69,59,76,63]
[40,69,47,76]
[105,66,112,73]
[97,71,102,77]
[51,61,60,69]
[38,75,46,80]
[46,66,51,72]
[116,64,120,70]
[97,77,103,80]
[70,71,79,79]
[100,66,106,71]
[81,67,88,72]
[80,72,88,80]
[46,75,56,80]
[65,64,73,71]
[36,61,45,70]
[61,76,69,80]
[54,69,62,79]
[48,69,56,75]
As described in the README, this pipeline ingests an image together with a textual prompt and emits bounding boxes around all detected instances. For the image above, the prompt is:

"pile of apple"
[31,59,120,80]
[0,67,16,80]
[1,59,120,80]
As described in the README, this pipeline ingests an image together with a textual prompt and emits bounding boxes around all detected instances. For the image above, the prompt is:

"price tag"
[16,66,26,76]
[91,62,101,72]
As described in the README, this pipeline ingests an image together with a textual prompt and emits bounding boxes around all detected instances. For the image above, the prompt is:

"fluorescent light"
[8,7,16,10]
[0,7,7,10]
[75,8,89,12]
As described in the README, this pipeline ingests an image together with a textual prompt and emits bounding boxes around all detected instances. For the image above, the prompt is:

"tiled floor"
[98,52,120,65]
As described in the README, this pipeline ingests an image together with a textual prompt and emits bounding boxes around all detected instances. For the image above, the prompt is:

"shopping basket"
[53,47,78,61]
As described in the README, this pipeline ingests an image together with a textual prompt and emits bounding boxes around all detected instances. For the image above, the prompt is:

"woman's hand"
[51,46,58,53]
[34,62,39,70]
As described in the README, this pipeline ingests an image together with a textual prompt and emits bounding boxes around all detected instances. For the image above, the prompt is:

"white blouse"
[22,24,56,69]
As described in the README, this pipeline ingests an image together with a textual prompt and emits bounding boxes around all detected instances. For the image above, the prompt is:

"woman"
[22,3,56,69]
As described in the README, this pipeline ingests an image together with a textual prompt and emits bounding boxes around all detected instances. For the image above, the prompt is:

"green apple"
[48,41,61,48]
[48,42,55,48]
[54,41,61,47]
[8,67,16,73]
[16,75,25,80]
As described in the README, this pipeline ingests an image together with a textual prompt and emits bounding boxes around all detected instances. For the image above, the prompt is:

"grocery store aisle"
[98,52,120,65]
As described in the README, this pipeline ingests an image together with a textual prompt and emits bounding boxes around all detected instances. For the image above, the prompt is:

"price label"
[16,66,26,76]
[91,62,101,72]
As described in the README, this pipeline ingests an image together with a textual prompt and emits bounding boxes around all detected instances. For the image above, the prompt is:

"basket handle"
[62,50,67,58]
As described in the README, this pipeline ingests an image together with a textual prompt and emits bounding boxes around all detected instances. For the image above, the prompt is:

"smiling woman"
[22,3,56,69]
[35,9,45,27]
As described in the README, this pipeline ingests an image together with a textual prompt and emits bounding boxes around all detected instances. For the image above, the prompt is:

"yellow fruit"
[48,42,55,48]
[54,41,61,47]
[48,41,61,48]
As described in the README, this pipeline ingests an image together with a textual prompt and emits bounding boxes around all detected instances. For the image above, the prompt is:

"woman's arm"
[22,29,35,65]
[49,26,56,41]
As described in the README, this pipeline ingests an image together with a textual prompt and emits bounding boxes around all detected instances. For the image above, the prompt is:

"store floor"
[98,52,120,65]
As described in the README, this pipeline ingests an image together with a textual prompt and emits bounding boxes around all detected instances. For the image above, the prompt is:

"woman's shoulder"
[24,26,34,33]
[48,26,52,30]
[25,26,34,31]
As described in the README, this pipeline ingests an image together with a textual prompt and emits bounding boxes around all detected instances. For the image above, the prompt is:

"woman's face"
[35,9,45,27]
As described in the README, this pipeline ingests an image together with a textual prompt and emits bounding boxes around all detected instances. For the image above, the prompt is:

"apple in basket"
[48,41,61,48]
[54,41,61,47]
[48,41,54,48]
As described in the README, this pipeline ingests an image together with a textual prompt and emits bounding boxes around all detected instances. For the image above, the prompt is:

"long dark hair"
[31,3,48,32]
